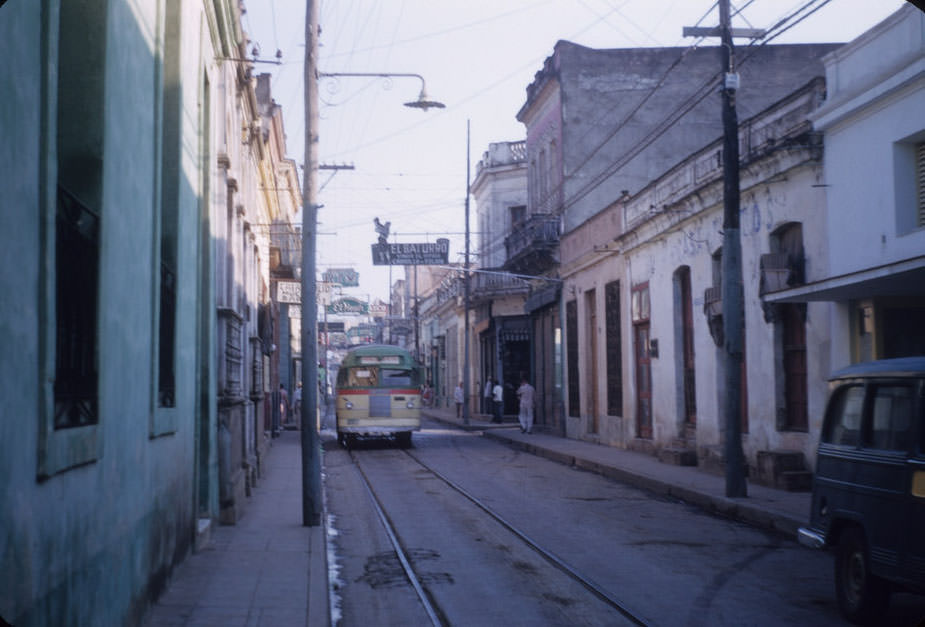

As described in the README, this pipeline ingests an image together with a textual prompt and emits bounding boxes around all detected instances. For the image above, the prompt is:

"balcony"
[759,252,804,295]
[470,271,530,304]
[504,213,560,275]
[703,286,723,347]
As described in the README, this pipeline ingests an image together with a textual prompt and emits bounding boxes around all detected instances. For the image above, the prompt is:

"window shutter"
[917,142,925,227]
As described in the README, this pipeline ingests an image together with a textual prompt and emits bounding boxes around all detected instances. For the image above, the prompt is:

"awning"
[762,255,925,303]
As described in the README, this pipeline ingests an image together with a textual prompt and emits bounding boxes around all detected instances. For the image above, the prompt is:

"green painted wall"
[0,0,217,624]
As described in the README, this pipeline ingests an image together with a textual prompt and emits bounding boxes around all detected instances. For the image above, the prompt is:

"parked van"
[798,357,925,623]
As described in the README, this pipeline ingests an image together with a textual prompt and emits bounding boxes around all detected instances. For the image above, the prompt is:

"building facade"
[564,79,833,483]
[766,4,925,363]
[0,0,299,623]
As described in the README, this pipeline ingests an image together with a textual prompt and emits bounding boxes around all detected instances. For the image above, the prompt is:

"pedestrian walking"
[292,382,302,429]
[516,376,536,434]
[491,379,504,423]
[279,383,290,428]
[422,381,434,407]
[454,381,464,419]
[483,379,493,415]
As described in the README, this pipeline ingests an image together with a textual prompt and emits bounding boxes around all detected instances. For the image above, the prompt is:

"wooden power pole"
[684,1,763,498]
[300,0,323,526]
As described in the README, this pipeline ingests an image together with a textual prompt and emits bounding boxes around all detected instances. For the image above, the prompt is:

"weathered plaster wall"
[0,1,216,624]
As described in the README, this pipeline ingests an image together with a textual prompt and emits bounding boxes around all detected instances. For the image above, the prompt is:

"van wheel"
[835,527,891,623]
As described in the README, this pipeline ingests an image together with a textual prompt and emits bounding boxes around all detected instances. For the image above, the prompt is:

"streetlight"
[318,72,446,112]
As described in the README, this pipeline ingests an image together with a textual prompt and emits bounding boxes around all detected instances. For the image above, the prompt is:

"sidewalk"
[422,405,811,539]
[143,430,329,627]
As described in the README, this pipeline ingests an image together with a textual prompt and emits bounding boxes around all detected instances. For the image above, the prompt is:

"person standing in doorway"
[483,379,493,415]
[491,379,504,423]
[516,376,536,434]
[454,381,464,419]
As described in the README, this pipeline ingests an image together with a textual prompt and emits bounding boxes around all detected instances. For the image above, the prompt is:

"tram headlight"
[345,400,354,409]
[406,400,415,409]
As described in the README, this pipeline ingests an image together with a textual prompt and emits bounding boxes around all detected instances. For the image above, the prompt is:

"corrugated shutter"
[917,142,925,227]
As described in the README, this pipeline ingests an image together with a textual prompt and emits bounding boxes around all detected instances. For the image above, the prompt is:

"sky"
[241,0,909,303]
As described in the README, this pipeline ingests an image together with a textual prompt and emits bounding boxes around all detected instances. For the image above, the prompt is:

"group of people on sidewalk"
[473,377,535,433]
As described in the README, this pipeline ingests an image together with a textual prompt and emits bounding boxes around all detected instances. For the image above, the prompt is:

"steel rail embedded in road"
[402,449,649,626]
[349,451,443,627]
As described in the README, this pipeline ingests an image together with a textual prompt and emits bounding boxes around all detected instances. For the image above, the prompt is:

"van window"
[868,384,913,451]
[823,384,864,447]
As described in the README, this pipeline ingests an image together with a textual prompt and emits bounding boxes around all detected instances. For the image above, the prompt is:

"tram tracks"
[347,447,648,626]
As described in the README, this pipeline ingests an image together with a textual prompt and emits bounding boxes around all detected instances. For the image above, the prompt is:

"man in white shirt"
[491,379,503,424]
[516,377,536,434]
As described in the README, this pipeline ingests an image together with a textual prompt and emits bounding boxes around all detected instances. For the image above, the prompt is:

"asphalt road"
[322,417,925,626]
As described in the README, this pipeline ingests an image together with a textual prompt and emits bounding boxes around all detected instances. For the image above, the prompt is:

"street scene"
[2,0,924,625]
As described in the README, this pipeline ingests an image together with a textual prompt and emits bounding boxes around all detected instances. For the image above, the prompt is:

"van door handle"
[910,459,925,498]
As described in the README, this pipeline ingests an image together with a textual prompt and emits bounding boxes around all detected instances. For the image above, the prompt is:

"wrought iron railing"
[504,213,560,262]
[54,186,100,429]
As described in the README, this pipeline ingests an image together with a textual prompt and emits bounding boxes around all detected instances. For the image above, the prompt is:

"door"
[679,267,696,427]
[586,289,599,433]
[782,304,808,431]
[635,323,652,439]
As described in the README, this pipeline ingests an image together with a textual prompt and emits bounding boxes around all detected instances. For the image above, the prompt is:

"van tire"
[835,527,891,623]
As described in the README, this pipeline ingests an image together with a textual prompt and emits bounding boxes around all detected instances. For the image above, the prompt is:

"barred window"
[54,187,100,429]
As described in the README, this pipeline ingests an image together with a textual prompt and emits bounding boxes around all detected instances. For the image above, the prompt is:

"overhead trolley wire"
[557,0,835,214]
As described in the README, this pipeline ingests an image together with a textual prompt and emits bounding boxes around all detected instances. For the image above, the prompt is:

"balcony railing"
[504,214,560,274]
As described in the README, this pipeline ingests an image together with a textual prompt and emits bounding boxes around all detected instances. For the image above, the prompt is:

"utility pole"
[300,0,322,526]
[463,120,471,426]
[684,1,763,498]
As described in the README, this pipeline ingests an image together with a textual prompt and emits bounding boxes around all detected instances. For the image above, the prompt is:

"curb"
[482,430,804,540]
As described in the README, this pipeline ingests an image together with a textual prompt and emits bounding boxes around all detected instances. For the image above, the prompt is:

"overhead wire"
[557,0,836,214]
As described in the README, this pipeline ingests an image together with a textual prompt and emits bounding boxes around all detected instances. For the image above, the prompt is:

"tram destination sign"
[372,238,449,266]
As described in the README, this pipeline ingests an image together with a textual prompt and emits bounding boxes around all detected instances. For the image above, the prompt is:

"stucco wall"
[0,1,216,624]
[813,6,925,277]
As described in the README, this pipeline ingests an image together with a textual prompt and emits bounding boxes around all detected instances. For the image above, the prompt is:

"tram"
[334,344,423,448]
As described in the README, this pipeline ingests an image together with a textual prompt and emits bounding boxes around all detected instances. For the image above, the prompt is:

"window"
[510,205,526,228]
[156,0,182,412]
[381,368,419,387]
[347,368,378,387]
[917,142,924,228]
[40,0,108,478]
[54,187,100,430]
[868,384,913,451]
[894,138,925,233]
[822,385,864,447]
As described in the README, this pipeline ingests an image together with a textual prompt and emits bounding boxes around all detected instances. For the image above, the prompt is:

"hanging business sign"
[277,280,301,304]
[327,297,368,315]
[371,238,450,266]
[323,267,359,286]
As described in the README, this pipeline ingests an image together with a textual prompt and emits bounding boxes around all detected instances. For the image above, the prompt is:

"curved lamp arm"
[318,72,446,111]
